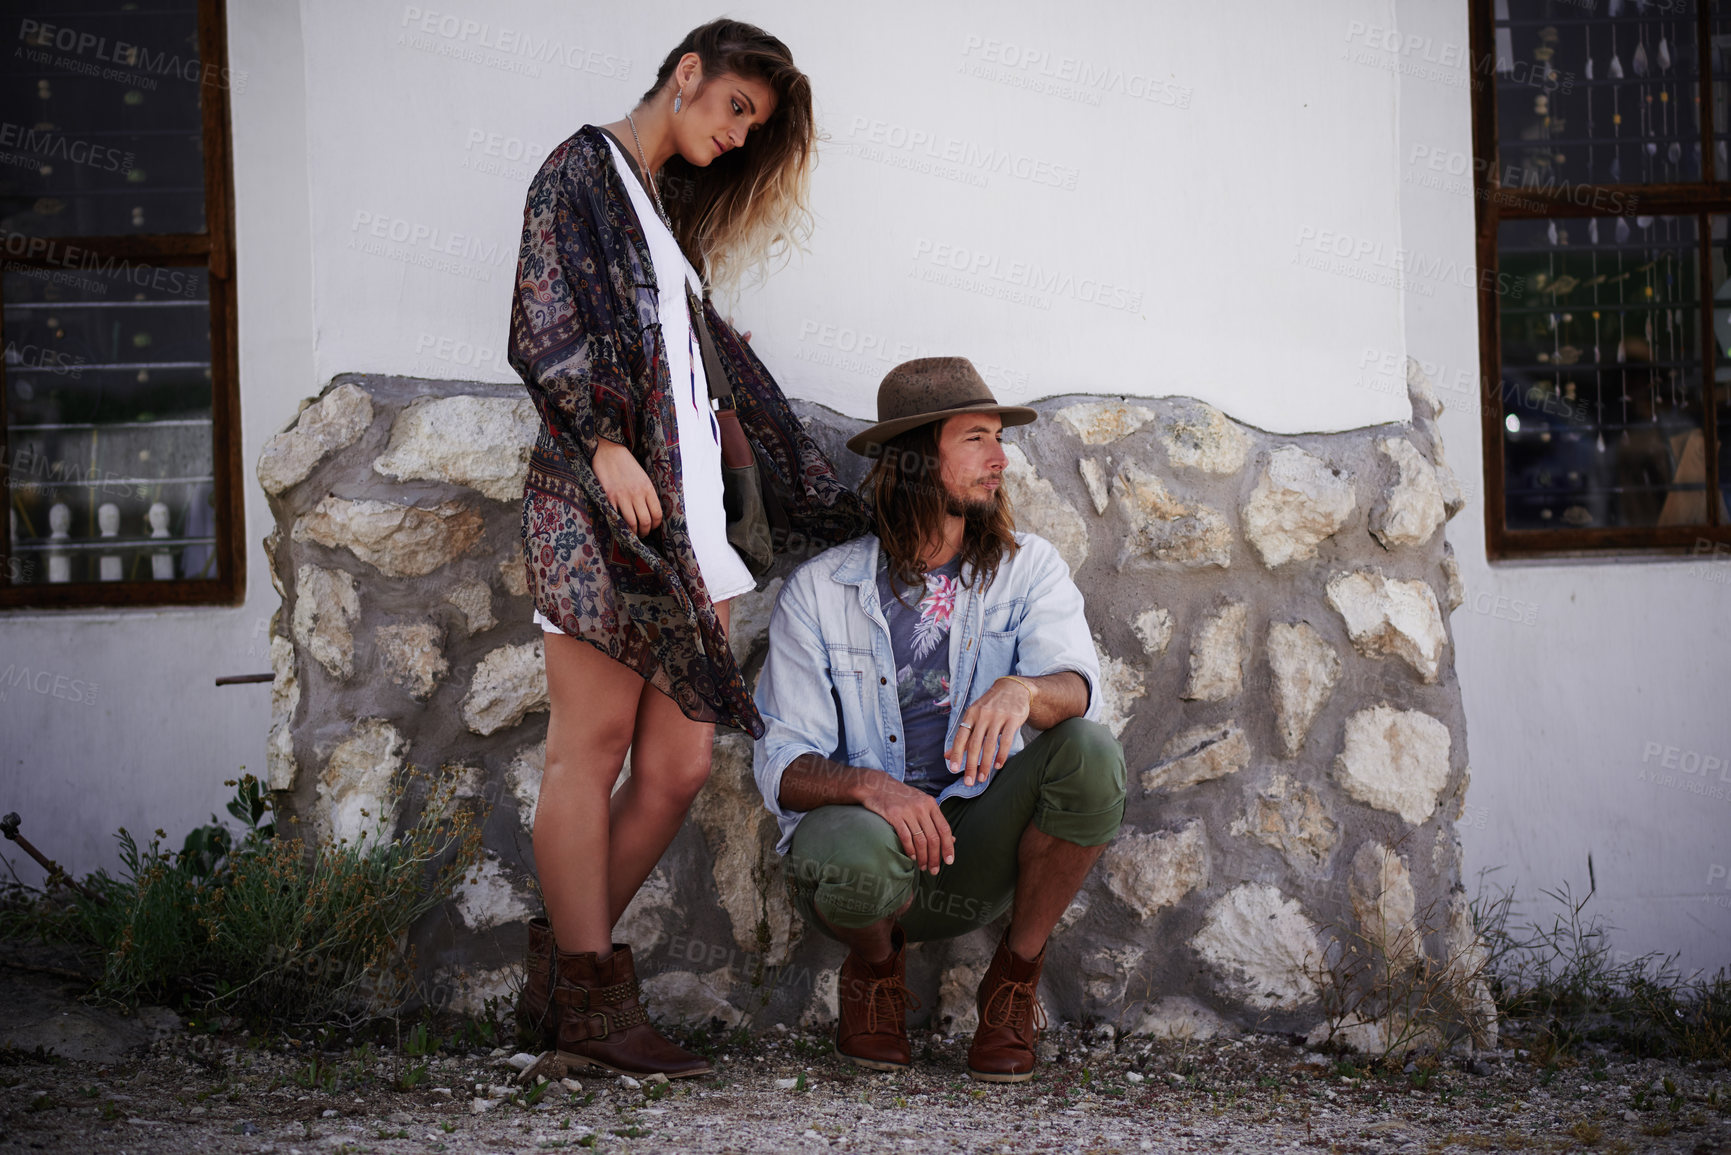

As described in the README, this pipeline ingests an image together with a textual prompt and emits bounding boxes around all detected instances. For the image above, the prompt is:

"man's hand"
[946,677,1033,787]
[592,437,662,536]
[860,775,954,875]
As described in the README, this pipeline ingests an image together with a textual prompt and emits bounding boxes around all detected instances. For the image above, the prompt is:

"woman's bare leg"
[604,600,731,922]
[533,633,644,957]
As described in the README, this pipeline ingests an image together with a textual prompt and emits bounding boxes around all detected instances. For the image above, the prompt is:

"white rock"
[1348,842,1418,966]
[292,496,486,578]
[1103,821,1210,919]
[499,555,530,597]
[1240,446,1356,568]
[505,1052,538,1072]
[799,969,839,1030]
[1372,438,1446,549]
[639,968,744,1028]
[614,867,676,956]
[619,1075,641,1090]
[774,1078,799,1091]
[373,395,539,502]
[559,1078,584,1093]
[1443,890,1500,1051]
[1132,607,1173,659]
[446,578,497,635]
[691,733,803,964]
[504,739,545,833]
[1078,457,1111,514]
[1183,602,1249,702]
[374,621,448,699]
[317,719,404,845]
[1190,883,1322,1011]
[1096,652,1146,739]
[257,382,373,496]
[1125,997,1236,1041]
[1056,401,1157,445]
[460,640,549,736]
[1142,722,1250,793]
[453,858,533,931]
[1001,444,1088,575]
[1083,944,1148,1005]
[1440,543,1465,613]
[1333,705,1452,825]
[1266,622,1341,756]
[291,564,360,679]
[1160,402,1250,474]
[266,634,300,791]
[1325,569,1448,683]
[1228,773,1339,872]
[470,1097,499,1114]
[1113,464,1232,569]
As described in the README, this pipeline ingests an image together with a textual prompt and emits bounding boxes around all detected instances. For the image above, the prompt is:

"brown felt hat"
[845,357,1038,455]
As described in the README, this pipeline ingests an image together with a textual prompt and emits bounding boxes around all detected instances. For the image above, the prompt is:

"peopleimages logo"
[398,7,630,80]
[0,122,135,173]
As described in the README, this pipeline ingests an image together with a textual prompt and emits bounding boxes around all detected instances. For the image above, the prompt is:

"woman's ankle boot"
[516,917,558,1049]
[552,942,713,1079]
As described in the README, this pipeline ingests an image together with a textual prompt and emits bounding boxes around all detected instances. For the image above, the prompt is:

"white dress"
[533,133,757,635]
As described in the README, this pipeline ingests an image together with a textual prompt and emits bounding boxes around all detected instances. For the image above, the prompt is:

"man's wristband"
[999,675,1037,703]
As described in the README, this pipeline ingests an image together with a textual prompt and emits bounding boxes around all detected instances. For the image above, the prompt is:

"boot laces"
[982,977,1047,1034]
[861,975,920,1035]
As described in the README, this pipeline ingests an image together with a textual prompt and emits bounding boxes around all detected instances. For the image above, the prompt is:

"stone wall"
[260,366,1491,1050]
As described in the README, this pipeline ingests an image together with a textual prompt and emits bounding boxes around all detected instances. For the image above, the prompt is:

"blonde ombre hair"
[648,19,814,292]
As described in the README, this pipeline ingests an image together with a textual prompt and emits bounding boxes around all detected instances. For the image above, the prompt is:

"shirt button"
[880,676,887,685]
[889,735,897,743]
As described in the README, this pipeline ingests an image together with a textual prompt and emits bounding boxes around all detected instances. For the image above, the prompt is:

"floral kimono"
[509,124,870,737]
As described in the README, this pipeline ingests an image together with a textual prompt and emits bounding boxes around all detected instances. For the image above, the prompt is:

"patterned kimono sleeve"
[508,150,637,460]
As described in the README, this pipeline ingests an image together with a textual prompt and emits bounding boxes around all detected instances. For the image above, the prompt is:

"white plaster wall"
[0,0,309,885]
[300,0,1408,434]
[1393,0,1731,978]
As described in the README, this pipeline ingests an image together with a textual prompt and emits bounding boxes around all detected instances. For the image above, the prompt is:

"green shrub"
[4,768,484,1027]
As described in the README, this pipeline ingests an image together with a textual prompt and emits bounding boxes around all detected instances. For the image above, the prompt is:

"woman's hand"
[592,437,662,536]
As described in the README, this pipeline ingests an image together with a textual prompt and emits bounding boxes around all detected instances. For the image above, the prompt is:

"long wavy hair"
[644,19,815,292]
[863,420,1019,603]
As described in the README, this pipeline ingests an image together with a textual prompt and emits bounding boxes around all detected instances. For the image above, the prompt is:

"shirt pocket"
[826,644,877,762]
[980,595,1026,636]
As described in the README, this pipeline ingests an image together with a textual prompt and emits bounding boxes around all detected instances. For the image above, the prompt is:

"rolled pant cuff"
[1033,798,1125,848]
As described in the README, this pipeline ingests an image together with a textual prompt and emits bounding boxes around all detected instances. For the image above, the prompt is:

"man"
[752,357,1126,1083]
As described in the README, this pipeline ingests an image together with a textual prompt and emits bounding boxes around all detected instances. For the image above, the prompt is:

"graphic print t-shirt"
[875,556,964,797]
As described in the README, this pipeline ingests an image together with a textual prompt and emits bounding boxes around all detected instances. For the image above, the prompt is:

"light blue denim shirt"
[753,531,1103,855]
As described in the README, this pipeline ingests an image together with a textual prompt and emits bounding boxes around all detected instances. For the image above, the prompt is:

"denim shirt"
[753,531,1103,855]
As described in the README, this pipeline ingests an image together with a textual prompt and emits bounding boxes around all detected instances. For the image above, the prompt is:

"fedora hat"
[845,357,1037,455]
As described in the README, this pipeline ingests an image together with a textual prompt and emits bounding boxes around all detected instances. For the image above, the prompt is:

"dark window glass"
[0,2,207,236]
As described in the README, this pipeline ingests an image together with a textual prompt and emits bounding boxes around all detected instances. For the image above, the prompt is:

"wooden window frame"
[1471,0,1731,559]
[0,0,241,608]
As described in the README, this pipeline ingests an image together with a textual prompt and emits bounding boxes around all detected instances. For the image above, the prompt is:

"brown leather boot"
[966,932,1047,1083]
[515,917,557,1049]
[551,943,713,1079]
[835,925,918,1071]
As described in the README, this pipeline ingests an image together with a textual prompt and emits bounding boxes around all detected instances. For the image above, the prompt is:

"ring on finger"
[956,721,973,729]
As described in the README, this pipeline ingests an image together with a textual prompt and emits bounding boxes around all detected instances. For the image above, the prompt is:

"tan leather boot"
[551,943,713,1079]
[966,932,1047,1083]
[835,925,918,1071]
[515,917,557,1049]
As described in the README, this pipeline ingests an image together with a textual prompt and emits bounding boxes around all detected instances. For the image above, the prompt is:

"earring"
[674,87,683,114]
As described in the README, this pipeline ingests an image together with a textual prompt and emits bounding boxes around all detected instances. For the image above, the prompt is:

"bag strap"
[594,127,734,410]
[688,286,736,409]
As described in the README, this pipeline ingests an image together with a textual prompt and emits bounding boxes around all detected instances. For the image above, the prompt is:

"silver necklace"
[624,112,672,230]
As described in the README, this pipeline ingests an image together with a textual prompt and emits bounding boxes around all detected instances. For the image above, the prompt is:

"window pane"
[1497,214,1713,531]
[1495,0,1702,189]
[0,0,206,237]
[4,264,217,585]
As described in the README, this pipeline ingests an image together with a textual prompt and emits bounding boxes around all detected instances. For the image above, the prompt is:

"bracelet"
[999,675,1037,703]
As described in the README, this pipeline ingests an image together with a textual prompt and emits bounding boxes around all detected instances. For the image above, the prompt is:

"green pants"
[782,718,1126,943]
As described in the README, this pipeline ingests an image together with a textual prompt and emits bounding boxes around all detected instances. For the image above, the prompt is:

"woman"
[507,19,868,1078]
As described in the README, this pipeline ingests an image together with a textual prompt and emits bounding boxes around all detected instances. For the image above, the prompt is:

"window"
[1,0,239,605]
[1474,0,1731,557]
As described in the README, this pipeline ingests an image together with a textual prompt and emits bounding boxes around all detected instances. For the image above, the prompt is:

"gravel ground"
[3,1011,1728,1155]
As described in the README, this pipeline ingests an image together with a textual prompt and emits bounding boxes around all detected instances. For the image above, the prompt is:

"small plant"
[2,769,485,1028]
[394,1063,428,1091]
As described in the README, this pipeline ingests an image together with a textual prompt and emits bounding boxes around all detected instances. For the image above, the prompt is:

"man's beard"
[944,491,999,521]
